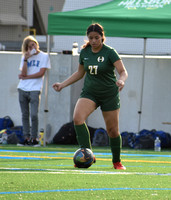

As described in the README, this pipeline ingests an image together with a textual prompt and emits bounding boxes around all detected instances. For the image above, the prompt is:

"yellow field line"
[123,159,171,164]
[0,154,67,159]
[0,154,171,164]
[98,158,171,164]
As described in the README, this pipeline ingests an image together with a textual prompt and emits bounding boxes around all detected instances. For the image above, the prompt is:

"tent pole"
[138,38,147,133]
[43,35,50,147]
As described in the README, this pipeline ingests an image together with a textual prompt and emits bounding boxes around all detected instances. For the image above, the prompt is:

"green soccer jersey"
[79,44,120,96]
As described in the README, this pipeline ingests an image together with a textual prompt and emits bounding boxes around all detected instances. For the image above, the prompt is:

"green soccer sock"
[74,123,92,149]
[109,135,122,163]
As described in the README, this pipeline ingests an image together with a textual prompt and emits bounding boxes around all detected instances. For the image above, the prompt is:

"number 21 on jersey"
[88,65,98,75]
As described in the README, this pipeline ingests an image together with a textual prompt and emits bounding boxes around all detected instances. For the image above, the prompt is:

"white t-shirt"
[17,51,51,92]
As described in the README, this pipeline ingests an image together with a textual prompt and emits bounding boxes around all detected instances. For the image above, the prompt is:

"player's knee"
[73,114,84,125]
[107,127,120,138]
[73,117,83,125]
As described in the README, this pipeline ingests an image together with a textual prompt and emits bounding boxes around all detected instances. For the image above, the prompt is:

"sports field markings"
[0,187,171,195]
[0,168,171,176]
[0,149,171,157]
[0,154,171,164]
[0,150,171,165]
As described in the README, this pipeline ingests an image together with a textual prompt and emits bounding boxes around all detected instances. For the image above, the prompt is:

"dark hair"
[82,23,105,49]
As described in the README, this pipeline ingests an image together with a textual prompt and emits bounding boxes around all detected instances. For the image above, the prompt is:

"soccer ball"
[73,148,94,168]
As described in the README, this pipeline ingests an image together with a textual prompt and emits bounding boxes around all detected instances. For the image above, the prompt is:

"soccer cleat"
[113,162,126,170]
[17,139,31,146]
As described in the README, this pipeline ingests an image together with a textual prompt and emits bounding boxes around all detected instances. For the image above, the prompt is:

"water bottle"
[72,42,78,55]
[154,137,161,152]
[39,128,44,146]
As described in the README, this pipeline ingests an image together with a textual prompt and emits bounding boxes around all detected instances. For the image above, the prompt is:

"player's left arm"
[114,59,128,91]
[19,68,47,79]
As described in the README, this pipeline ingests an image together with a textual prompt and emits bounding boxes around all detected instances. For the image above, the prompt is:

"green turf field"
[0,145,170,200]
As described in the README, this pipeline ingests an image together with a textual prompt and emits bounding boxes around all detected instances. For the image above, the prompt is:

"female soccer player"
[53,23,128,170]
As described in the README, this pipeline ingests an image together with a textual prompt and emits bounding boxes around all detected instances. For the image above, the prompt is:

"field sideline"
[0,145,171,200]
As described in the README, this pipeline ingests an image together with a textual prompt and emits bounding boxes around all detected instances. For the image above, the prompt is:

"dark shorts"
[80,90,120,111]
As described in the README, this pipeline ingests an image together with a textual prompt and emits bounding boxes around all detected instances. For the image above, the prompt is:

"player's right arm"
[53,64,85,92]
[18,51,32,79]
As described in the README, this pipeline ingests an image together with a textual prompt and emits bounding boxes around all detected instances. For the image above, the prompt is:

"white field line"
[0,168,171,176]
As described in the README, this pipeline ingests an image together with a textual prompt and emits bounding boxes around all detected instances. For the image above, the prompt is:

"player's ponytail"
[82,41,90,49]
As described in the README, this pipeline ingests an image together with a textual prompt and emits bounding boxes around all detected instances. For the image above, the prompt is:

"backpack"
[155,130,171,148]
[0,116,14,131]
[121,131,137,148]
[121,129,171,149]
[53,121,96,145]
[6,126,24,144]
[92,128,109,146]
[53,122,77,145]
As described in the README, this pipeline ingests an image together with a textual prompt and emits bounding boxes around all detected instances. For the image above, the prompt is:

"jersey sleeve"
[108,48,121,64]
[40,53,51,69]
[79,49,84,65]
